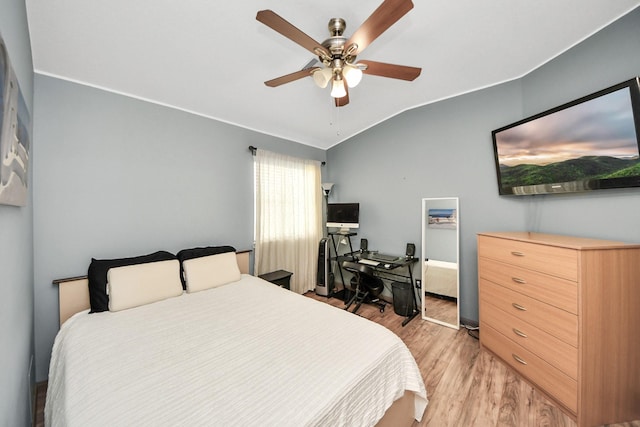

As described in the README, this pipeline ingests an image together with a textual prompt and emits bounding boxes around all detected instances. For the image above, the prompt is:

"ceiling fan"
[256,0,421,107]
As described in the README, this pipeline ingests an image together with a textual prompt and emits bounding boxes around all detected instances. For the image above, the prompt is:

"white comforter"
[46,274,427,427]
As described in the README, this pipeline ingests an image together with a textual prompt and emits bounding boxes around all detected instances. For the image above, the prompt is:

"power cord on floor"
[461,324,479,340]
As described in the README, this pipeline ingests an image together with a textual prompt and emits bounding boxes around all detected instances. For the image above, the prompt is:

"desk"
[328,231,358,298]
[357,253,419,326]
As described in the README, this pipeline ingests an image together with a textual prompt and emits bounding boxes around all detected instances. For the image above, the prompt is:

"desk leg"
[402,311,419,327]
[401,262,419,327]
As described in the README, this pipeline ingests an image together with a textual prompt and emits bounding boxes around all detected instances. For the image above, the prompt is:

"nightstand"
[258,270,293,290]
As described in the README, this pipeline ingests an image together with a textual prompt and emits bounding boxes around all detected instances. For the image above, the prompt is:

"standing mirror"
[421,197,460,329]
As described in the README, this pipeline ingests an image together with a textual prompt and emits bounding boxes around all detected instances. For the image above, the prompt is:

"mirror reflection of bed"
[421,197,460,329]
[423,260,458,326]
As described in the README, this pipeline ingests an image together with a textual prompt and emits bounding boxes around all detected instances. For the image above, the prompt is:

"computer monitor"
[326,203,359,229]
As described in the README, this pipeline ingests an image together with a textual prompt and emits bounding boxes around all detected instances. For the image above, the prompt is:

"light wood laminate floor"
[306,292,639,427]
[35,292,639,427]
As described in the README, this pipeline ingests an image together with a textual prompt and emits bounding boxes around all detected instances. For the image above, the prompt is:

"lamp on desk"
[321,183,334,198]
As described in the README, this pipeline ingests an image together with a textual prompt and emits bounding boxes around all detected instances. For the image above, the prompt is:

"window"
[254,149,323,293]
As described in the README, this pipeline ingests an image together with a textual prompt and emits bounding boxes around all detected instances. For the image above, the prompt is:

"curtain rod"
[248,146,325,166]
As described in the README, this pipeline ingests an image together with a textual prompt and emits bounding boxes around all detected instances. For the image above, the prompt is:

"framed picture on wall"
[427,208,457,229]
[0,32,31,207]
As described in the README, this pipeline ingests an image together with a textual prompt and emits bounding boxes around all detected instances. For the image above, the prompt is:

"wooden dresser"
[477,232,640,427]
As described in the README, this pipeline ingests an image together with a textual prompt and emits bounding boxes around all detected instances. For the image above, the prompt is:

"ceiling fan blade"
[335,87,350,107]
[359,60,421,81]
[264,67,320,87]
[345,0,414,56]
[257,10,331,58]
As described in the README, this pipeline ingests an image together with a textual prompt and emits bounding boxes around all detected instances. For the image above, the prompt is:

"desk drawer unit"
[478,232,640,427]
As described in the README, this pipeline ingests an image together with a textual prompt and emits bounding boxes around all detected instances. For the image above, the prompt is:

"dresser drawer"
[480,279,577,347]
[478,235,578,281]
[480,299,577,380]
[478,257,577,314]
[482,325,577,414]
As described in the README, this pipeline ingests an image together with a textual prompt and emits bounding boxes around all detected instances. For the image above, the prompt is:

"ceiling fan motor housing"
[328,18,346,36]
[321,18,356,69]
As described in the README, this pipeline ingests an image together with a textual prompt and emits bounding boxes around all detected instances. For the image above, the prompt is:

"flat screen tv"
[327,203,359,229]
[492,77,640,196]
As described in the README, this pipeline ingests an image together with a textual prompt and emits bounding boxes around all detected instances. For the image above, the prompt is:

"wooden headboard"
[53,250,251,326]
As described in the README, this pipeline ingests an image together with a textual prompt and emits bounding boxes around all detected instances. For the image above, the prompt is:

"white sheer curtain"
[254,149,323,294]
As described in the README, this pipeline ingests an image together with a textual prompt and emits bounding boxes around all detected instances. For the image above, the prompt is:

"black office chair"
[341,261,386,314]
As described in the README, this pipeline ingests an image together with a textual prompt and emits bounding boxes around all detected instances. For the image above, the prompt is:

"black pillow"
[176,246,236,289]
[88,250,176,313]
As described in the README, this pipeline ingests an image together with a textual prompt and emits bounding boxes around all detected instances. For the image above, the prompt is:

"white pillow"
[107,259,183,312]
[182,251,241,293]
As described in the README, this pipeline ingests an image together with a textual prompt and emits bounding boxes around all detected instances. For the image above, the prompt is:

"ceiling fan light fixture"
[312,67,333,88]
[330,75,347,98]
[257,1,422,108]
[343,64,363,88]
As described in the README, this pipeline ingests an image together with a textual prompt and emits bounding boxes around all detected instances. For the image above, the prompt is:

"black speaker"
[360,238,368,252]
[406,243,416,258]
[316,238,334,296]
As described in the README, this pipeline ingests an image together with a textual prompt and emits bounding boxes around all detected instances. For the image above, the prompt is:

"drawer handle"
[512,354,527,365]
[512,328,528,338]
[511,251,525,257]
[512,303,527,311]
[512,277,526,284]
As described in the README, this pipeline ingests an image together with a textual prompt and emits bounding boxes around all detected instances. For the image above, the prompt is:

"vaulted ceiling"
[26,1,640,149]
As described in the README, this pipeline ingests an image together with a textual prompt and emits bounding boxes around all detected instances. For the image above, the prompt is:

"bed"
[46,247,428,427]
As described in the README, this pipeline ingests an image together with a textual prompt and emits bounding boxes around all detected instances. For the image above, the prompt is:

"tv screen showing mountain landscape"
[493,85,640,194]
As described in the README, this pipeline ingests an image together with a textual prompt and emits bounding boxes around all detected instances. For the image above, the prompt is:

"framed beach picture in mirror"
[427,208,457,229]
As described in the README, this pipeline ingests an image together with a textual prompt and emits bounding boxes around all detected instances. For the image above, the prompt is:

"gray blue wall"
[518,8,640,241]
[0,0,34,425]
[326,7,640,324]
[326,80,526,322]
[31,76,326,381]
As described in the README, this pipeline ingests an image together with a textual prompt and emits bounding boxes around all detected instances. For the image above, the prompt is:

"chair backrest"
[342,261,383,296]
